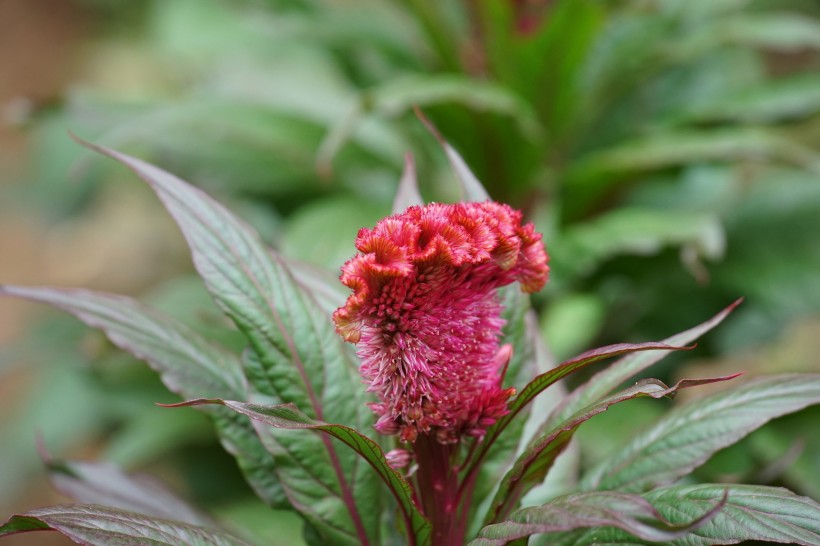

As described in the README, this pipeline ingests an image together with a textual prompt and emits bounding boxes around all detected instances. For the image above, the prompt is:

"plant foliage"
[2,138,818,545]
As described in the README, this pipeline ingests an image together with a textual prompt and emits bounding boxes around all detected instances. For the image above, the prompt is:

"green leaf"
[415,108,492,202]
[565,129,820,216]
[511,341,688,416]
[467,340,691,527]
[679,74,820,125]
[210,408,289,509]
[0,505,254,546]
[317,75,542,176]
[472,341,692,478]
[0,286,245,399]
[582,374,820,493]
[470,489,726,546]
[546,300,741,430]
[484,375,739,525]
[166,398,432,546]
[550,485,820,546]
[237,357,369,546]
[392,153,423,213]
[648,485,820,546]
[44,456,214,527]
[0,285,287,508]
[400,0,462,71]
[553,208,725,278]
[369,75,543,141]
[510,0,603,136]
[73,137,380,545]
[93,102,331,196]
[673,13,820,58]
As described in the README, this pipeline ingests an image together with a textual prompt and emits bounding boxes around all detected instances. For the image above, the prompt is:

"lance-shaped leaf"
[484,374,740,525]
[238,354,372,546]
[44,454,214,527]
[470,489,726,546]
[393,153,423,213]
[165,398,432,546]
[673,12,820,58]
[582,374,820,493]
[415,107,491,202]
[0,505,253,546]
[72,137,379,545]
[546,300,741,430]
[0,286,245,399]
[465,341,692,484]
[543,485,820,546]
[0,285,286,508]
[504,343,692,432]
[677,74,820,125]
[564,129,820,217]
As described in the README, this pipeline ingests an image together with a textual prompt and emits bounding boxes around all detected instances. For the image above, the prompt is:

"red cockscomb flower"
[333,202,549,444]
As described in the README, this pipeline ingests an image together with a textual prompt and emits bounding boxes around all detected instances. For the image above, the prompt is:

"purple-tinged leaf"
[0,284,286,508]
[484,374,740,525]
[415,107,491,202]
[465,342,692,486]
[507,342,693,427]
[470,490,727,546]
[582,373,820,493]
[44,455,214,527]
[165,398,432,546]
[71,137,379,545]
[547,299,742,429]
[0,285,245,399]
[546,485,820,546]
[393,153,423,213]
[0,505,253,545]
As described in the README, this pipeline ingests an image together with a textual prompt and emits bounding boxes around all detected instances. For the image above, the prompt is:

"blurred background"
[1,0,819,544]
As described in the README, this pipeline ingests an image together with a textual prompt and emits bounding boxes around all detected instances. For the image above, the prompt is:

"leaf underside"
[471,489,727,546]
[0,505,254,546]
[537,484,820,546]
[44,456,214,527]
[0,285,288,508]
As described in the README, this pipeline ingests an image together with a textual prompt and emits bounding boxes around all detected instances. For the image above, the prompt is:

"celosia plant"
[1,134,819,546]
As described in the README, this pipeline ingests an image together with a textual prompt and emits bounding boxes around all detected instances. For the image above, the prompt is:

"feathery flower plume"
[334,202,549,443]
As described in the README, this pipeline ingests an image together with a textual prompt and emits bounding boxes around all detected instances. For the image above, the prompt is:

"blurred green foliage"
[3,0,819,539]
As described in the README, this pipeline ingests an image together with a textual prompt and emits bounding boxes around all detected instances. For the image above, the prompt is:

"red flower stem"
[414,436,467,545]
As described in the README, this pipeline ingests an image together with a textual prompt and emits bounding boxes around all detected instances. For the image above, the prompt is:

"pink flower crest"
[333,202,549,443]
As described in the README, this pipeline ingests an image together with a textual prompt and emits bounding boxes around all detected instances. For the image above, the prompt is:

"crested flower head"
[333,202,549,443]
